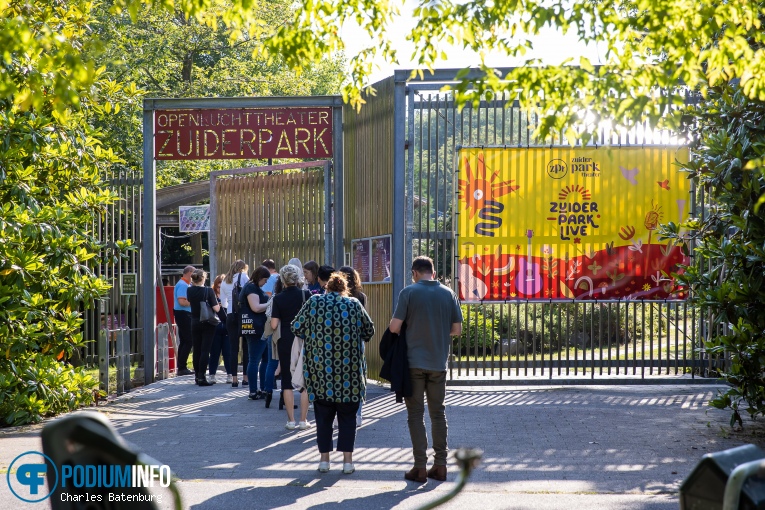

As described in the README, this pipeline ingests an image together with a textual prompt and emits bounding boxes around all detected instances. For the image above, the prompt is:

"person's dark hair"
[317,264,335,282]
[261,258,276,271]
[273,277,283,296]
[338,266,363,300]
[249,266,271,286]
[326,272,349,296]
[303,260,319,281]
[411,256,434,274]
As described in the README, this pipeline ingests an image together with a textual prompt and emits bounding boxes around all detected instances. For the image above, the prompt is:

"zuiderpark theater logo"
[6,450,170,504]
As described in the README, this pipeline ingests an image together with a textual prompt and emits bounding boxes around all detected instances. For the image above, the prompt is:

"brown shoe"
[427,465,447,481]
[404,467,427,483]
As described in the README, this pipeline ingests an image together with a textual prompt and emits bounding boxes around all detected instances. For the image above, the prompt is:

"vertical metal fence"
[403,82,725,384]
[83,164,144,394]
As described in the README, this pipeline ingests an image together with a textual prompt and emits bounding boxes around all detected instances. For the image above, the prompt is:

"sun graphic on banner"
[458,152,520,219]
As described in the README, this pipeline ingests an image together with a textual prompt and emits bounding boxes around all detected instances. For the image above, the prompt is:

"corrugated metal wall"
[344,77,396,379]
[215,170,326,273]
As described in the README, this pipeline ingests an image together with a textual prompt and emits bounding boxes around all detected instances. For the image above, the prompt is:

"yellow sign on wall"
[457,147,690,302]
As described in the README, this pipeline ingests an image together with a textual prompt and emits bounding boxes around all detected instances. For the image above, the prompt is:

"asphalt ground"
[0,374,752,510]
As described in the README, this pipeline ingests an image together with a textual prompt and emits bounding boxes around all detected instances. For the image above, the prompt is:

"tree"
[662,85,765,426]
[0,0,140,425]
[90,0,346,187]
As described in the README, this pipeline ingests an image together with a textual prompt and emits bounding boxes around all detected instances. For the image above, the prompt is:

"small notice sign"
[120,273,137,296]
[179,205,210,232]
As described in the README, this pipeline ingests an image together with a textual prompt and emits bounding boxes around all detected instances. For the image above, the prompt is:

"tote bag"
[199,288,221,326]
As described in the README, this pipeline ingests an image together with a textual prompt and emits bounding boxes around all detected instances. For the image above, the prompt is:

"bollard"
[98,329,109,394]
[157,323,170,380]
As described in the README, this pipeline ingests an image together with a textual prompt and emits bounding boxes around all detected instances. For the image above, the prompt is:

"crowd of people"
[172,255,463,480]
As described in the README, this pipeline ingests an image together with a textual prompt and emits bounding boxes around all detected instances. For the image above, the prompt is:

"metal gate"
[399,72,722,384]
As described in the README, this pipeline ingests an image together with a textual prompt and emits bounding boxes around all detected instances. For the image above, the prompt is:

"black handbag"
[231,273,244,315]
[200,288,221,326]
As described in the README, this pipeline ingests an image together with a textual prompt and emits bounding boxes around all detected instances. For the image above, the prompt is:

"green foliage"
[661,84,765,424]
[495,303,658,353]
[453,304,500,353]
[0,0,138,426]
[90,0,347,188]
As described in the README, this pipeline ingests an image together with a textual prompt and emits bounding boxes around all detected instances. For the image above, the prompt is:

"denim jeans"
[208,322,231,375]
[246,337,268,393]
[264,336,279,392]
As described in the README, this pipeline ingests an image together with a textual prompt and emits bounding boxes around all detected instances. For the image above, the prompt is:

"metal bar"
[407,86,416,287]
[142,100,156,386]
[392,77,408,307]
[210,160,326,178]
[147,96,344,109]
[333,107,344,267]
[325,162,333,266]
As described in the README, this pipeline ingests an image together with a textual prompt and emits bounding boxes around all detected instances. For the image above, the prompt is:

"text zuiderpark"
[154,107,333,160]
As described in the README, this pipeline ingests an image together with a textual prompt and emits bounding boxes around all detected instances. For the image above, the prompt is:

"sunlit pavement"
[0,375,742,509]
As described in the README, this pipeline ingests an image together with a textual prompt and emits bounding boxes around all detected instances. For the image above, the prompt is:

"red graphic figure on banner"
[458,152,519,221]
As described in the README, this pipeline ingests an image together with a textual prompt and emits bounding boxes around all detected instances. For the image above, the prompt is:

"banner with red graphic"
[456,147,690,302]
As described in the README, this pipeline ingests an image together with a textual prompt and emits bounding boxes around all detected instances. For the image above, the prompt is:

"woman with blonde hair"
[292,272,375,474]
[271,264,312,429]
[186,269,221,386]
[221,259,249,387]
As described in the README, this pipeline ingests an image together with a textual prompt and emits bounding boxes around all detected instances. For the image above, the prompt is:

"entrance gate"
[340,70,722,384]
[112,70,722,388]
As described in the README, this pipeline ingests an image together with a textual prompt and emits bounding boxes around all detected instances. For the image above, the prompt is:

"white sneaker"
[332,417,338,429]
[298,421,311,430]
[308,403,314,411]
[225,374,233,384]
[318,461,330,473]
[342,463,355,474]
[285,421,298,430]
[205,375,217,384]
[356,415,363,427]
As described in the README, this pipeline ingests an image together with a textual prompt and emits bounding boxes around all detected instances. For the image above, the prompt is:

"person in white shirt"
[221,259,249,387]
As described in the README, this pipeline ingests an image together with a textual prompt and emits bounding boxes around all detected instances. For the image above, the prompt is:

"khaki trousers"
[405,368,448,468]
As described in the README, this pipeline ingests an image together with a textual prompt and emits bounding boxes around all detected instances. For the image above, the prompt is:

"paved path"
[0,376,748,509]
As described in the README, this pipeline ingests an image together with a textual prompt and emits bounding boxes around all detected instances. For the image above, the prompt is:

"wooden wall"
[215,170,325,274]
[344,77,396,379]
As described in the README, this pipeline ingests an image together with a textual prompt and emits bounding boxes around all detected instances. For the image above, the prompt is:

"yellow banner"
[457,147,690,301]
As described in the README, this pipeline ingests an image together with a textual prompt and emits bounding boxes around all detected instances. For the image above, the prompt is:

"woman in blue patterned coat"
[291,272,375,475]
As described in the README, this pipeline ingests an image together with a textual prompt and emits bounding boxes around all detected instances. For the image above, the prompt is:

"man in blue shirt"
[261,259,279,297]
[174,265,195,376]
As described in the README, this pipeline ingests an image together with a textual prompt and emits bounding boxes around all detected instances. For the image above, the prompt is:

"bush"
[662,83,765,426]
[453,304,501,355]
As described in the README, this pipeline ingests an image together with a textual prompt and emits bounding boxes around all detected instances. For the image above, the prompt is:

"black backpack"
[231,273,245,315]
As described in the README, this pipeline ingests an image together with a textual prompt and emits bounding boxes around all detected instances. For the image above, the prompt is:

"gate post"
[142,99,156,387]
[333,106,344,267]
[392,73,408,306]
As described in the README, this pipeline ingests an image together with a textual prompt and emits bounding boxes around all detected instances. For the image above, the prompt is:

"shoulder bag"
[290,289,310,391]
[200,288,221,326]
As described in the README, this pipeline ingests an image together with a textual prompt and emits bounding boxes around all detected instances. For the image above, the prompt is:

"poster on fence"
[457,146,690,302]
[352,239,371,283]
[179,205,210,232]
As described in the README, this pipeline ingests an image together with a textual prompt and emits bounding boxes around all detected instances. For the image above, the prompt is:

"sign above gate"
[154,107,332,160]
